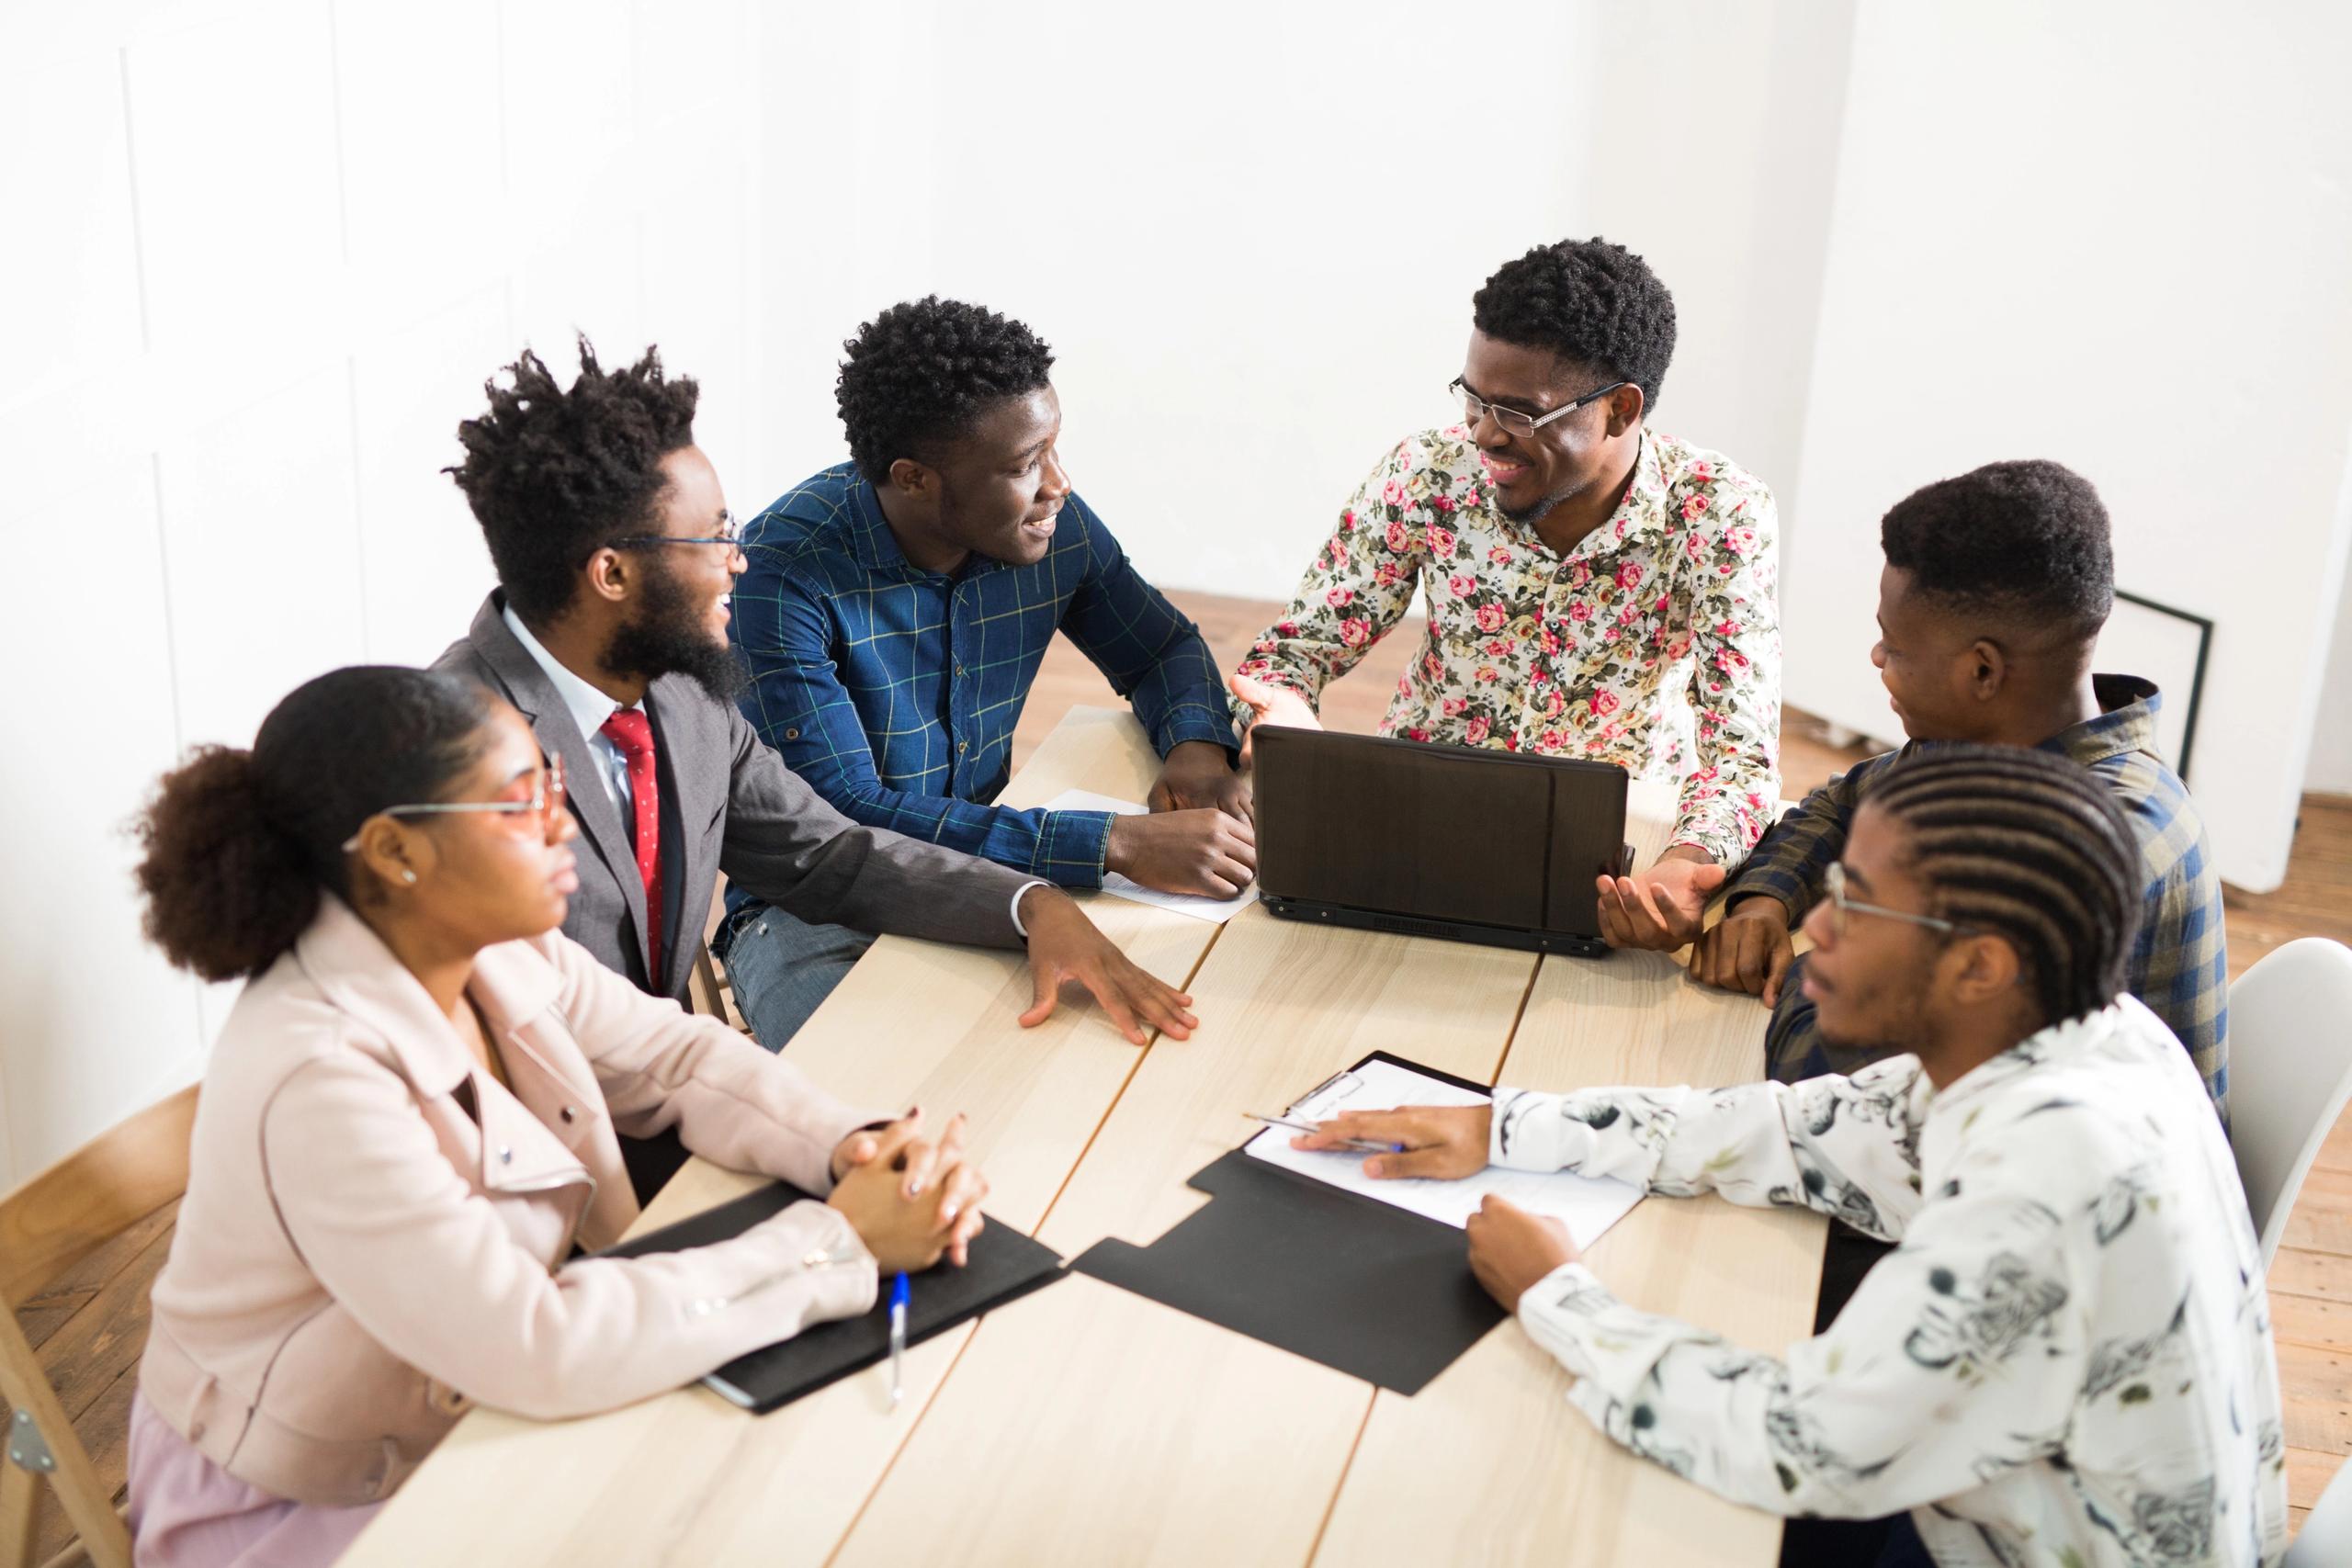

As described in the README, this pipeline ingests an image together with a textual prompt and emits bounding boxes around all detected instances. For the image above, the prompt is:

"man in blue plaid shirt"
[718,297,1252,1049]
[1601,460,2229,1120]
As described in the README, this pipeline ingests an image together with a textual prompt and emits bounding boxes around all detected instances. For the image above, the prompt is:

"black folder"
[1072,1051,1509,1395]
[601,1181,1068,1414]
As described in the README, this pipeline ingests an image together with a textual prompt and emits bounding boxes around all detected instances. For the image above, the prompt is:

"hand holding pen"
[1277,1103,1495,1179]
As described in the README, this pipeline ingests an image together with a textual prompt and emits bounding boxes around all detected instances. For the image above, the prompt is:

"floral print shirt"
[1487,996,2286,1567]
[1238,428,1781,864]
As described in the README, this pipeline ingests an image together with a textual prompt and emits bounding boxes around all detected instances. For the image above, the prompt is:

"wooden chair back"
[689,879,749,1033]
[0,1084,197,1568]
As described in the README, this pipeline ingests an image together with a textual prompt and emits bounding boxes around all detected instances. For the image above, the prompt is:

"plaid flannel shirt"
[1735,675,2229,1113]
[725,464,1232,892]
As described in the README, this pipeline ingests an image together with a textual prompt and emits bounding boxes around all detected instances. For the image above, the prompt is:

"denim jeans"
[715,904,877,1052]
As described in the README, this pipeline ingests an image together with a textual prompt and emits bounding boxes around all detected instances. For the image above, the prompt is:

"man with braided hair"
[1295,747,2284,1568]
[719,297,1252,1050]
[1616,458,2228,1117]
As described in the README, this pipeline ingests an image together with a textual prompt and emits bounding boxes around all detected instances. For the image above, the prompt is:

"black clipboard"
[1072,1050,1508,1395]
[600,1182,1067,1414]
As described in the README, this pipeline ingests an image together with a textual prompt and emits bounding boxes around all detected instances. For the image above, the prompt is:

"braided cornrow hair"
[1863,744,2141,1030]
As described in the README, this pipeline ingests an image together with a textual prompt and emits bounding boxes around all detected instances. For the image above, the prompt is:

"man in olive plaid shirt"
[1606,460,2227,1116]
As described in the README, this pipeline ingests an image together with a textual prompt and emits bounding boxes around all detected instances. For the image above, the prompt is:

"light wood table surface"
[343,706,1826,1567]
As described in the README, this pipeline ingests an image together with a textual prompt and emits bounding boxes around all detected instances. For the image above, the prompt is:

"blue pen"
[888,1272,910,1405]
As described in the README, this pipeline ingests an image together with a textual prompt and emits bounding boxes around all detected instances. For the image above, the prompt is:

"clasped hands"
[825,1109,988,1274]
[1287,1103,1580,1312]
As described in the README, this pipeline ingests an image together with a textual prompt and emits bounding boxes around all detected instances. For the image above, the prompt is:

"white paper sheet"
[1038,788,1258,923]
[1243,1056,1644,1249]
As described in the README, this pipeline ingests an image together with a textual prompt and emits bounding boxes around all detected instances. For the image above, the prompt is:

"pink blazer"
[138,896,883,1507]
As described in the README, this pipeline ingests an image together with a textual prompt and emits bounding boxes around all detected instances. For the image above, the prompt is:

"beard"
[599,557,748,703]
[1496,475,1580,526]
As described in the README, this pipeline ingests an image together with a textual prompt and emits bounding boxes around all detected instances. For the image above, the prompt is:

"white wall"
[748,0,1605,601]
[7,0,2351,1183]
[0,0,767,1185]
[1564,0,1858,548]
[1783,0,2352,892]
[2309,523,2352,795]
[745,0,1860,609]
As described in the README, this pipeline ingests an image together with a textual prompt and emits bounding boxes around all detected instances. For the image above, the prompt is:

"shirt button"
[956,663,967,678]
[957,740,969,754]
[498,1146,513,1165]
[560,1106,577,1124]
[784,727,799,740]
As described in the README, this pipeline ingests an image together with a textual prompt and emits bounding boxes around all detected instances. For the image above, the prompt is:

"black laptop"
[1251,727,1631,958]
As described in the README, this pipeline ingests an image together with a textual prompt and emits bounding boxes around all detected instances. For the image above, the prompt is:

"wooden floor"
[17,590,2352,1555]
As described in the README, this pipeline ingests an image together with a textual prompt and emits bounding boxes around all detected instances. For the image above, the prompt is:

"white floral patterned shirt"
[1488,997,2286,1567]
[1238,427,1781,863]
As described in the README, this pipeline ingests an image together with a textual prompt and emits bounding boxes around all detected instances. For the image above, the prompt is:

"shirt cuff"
[1156,703,1243,759]
[1489,1086,1599,1172]
[1007,880,1051,939]
[1724,863,1814,922]
[1519,1261,1726,1416]
[1035,809,1116,889]
[1514,1260,1616,1382]
[1667,807,1757,869]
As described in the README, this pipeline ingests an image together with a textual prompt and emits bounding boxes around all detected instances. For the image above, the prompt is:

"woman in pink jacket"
[125,665,986,1566]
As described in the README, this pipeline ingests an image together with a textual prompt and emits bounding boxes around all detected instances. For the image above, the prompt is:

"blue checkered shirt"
[726,464,1233,892]
[1738,675,2230,1115]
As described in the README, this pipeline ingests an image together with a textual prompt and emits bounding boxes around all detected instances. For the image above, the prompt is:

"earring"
[401,869,418,886]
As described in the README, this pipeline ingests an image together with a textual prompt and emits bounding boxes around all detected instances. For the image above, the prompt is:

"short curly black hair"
[1881,459,2115,642]
[1472,238,1677,412]
[446,337,699,625]
[836,297,1055,483]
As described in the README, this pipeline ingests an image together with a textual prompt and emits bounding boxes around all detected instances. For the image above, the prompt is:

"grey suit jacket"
[434,593,1032,999]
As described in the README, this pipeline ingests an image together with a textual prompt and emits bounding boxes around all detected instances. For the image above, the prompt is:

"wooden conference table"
[343,706,1826,1568]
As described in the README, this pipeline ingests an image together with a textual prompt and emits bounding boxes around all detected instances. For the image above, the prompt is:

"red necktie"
[599,709,663,983]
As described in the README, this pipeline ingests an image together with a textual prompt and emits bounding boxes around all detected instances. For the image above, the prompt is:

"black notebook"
[1072,1051,1510,1395]
[601,1181,1068,1414]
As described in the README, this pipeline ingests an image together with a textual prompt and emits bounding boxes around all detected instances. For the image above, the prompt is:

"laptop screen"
[1252,728,1626,937]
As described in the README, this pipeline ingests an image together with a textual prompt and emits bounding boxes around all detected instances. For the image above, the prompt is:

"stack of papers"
[1244,1056,1644,1249]
[1038,788,1258,923]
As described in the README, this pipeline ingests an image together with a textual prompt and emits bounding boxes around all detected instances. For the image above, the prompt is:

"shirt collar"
[500,602,633,746]
[1518,430,1668,560]
[843,478,903,571]
[1927,998,2128,1120]
[1925,992,2190,1127]
[844,473,1009,582]
[2042,673,2164,768]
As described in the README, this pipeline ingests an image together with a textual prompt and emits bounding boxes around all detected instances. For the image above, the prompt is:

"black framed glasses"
[610,510,744,551]
[340,755,569,852]
[1450,378,1628,439]
[1820,861,1959,938]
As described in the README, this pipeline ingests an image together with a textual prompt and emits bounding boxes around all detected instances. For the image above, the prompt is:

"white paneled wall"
[8,0,2352,1185]
[1783,0,2352,893]
[0,0,765,1186]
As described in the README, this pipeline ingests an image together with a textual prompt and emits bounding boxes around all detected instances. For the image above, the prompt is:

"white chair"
[2288,1451,2352,1564]
[2227,938,2352,1267]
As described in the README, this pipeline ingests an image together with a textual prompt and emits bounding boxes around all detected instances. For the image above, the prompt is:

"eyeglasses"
[341,754,568,852]
[610,511,744,551]
[1820,861,1959,938]
[1450,378,1629,439]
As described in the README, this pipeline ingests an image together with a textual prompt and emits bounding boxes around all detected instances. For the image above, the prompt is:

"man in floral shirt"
[1297,748,2283,1568]
[1232,238,1780,932]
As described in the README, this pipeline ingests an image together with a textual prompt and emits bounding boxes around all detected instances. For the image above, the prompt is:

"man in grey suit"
[435,342,1196,1192]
